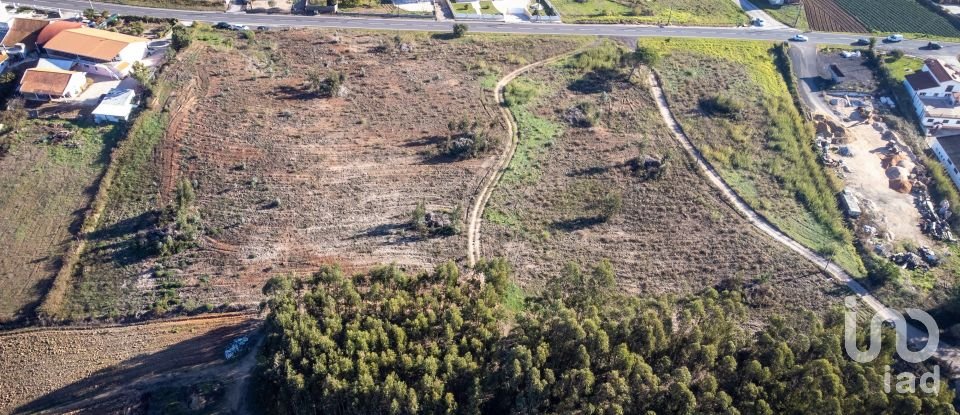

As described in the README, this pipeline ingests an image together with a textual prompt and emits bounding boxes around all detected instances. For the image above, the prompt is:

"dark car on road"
[925,42,943,50]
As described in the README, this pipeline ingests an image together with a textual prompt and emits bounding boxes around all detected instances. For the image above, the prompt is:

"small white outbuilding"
[92,88,136,123]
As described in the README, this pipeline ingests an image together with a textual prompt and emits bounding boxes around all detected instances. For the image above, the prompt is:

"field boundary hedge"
[772,43,807,117]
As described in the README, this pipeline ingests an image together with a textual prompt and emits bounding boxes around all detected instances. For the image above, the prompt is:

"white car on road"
[791,34,809,42]
[886,34,904,42]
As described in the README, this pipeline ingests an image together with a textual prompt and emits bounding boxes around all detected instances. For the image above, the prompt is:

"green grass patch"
[907,269,938,291]
[504,78,539,107]
[502,282,526,314]
[0,120,120,320]
[45,122,122,167]
[191,23,233,49]
[501,102,563,185]
[452,2,477,14]
[98,111,168,225]
[484,207,522,229]
[552,0,747,26]
[478,0,501,14]
[480,73,499,90]
[566,41,623,72]
[885,55,924,81]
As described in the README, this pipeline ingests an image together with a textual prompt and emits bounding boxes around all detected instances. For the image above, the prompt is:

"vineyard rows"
[804,0,867,33]
[833,0,960,37]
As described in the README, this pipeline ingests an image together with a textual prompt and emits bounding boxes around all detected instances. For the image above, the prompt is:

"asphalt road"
[23,0,960,60]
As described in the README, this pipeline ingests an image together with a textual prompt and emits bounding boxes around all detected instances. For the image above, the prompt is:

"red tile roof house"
[17,67,87,101]
[904,59,960,131]
[41,27,148,80]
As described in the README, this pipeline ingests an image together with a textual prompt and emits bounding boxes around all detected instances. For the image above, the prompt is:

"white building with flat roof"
[904,59,960,130]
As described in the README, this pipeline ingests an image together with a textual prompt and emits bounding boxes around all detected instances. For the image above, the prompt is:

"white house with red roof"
[904,59,960,130]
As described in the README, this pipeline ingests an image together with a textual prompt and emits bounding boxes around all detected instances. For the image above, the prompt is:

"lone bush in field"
[171,25,191,51]
[888,49,905,61]
[441,119,494,159]
[595,191,623,222]
[865,253,900,285]
[136,179,200,257]
[307,70,346,98]
[699,94,744,119]
[568,42,622,72]
[622,44,660,78]
[503,80,537,107]
[411,201,427,233]
[453,23,468,38]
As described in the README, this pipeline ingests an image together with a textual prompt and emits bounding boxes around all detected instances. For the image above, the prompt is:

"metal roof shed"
[92,88,136,123]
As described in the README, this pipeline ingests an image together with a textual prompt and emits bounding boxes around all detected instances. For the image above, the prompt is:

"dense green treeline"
[255,260,956,414]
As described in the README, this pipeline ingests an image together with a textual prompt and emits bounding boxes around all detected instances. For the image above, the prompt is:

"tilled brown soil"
[804,0,868,33]
[0,313,258,414]
[482,52,838,313]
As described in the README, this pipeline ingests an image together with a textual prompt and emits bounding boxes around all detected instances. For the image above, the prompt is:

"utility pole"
[794,2,802,28]
[666,0,673,25]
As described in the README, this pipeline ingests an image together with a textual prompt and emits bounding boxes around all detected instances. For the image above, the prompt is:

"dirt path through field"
[646,69,960,375]
[466,47,587,267]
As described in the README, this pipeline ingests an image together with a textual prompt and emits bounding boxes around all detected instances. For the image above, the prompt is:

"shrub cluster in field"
[439,120,495,160]
[134,179,201,257]
[566,42,623,73]
[255,261,955,414]
[410,201,463,237]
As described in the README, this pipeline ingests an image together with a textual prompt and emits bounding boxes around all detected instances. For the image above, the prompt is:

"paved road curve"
[23,0,960,61]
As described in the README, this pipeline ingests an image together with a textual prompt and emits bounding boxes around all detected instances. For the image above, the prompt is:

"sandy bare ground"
[839,108,929,244]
